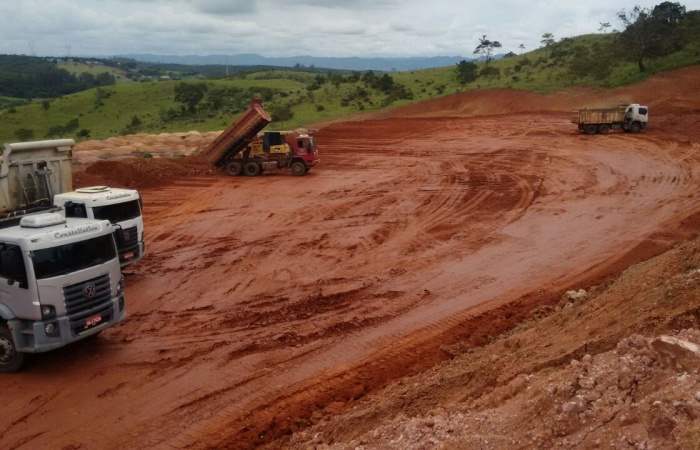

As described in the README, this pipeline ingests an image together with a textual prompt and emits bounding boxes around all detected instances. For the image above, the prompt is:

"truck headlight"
[41,305,56,319]
[44,322,59,337]
[117,276,124,294]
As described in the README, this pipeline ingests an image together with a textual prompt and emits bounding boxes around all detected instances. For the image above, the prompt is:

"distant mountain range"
[119,53,473,72]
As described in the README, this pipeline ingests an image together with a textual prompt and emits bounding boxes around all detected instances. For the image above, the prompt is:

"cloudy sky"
[2,0,700,58]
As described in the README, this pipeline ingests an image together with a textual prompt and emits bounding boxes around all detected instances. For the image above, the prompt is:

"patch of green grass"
[57,61,131,85]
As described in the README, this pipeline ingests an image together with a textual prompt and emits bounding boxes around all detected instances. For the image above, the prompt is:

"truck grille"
[64,274,113,334]
[115,226,139,252]
[114,226,140,262]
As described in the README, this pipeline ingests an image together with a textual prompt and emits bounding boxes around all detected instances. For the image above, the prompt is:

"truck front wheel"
[291,162,307,176]
[0,325,24,373]
[630,122,642,133]
[244,162,262,176]
[225,161,243,176]
[585,124,598,135]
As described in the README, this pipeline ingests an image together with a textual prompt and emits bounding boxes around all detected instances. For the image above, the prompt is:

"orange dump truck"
[201,99,319,176]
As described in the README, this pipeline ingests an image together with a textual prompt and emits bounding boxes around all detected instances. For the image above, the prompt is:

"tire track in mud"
[5,113,700,450]
[125,123,624,448]
[194,133,700,449]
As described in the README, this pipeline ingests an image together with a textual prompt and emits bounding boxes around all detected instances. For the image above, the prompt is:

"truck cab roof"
[0,213,114,250]
[54,186,140,207]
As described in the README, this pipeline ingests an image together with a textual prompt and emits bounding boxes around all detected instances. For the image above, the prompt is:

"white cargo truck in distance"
[571,103,649,135]
[2,139,145,266]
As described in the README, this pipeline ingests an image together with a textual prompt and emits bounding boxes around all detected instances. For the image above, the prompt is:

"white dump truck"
[0,139,127,372]
[571,103,649,135]
[2,140,145,266]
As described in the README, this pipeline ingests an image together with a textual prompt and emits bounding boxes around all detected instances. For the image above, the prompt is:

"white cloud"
[188,0,258,15]
[1,0,699,57]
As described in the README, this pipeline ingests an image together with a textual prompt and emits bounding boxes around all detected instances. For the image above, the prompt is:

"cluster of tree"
[360,71,414,104]
[14,117,90,142]
[565,1,697,78]
[0,55,115,99]
[164,82,281,123]
[454,1,696,85]
[617,1,691,71]
[308,70,413,108]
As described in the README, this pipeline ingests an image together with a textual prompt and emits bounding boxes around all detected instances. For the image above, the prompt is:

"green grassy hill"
[57,61,132,85]
[1,14,699,144]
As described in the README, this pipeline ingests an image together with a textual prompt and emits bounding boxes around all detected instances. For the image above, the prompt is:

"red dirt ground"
[2,66,700,450]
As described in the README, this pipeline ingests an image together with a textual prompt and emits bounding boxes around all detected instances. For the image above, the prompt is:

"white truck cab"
[54,186,145,266]
[624,104,649,127]
[0,212,125,372]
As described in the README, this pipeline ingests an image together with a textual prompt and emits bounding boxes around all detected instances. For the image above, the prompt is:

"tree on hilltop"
[474,35,502,64]
[540,33,555,56]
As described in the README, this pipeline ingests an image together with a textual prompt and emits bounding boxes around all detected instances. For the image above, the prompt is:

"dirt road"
[3,67,700,449]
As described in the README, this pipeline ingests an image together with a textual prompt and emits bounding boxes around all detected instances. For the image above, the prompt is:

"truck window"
[0,244,28,288]
[298,140,305,148]
[64,202,87,218]
[92,200,141,223]
[639,107,648,115]
[31,234,117,279]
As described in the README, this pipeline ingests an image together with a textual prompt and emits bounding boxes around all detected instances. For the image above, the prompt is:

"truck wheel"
[585,124,598,135]
[597,124,610,134]
[244,162,261,176]
[0,325,24,373]
[225,161,243,177]
[290,162,307,176]
[630,123,641,133]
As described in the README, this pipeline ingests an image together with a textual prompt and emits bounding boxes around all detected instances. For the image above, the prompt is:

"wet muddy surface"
[2,66,700,449]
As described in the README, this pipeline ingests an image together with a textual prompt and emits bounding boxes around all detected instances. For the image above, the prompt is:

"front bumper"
[9,294,126,353]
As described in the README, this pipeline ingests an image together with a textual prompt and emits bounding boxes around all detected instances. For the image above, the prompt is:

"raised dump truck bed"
[0,139,74,213]
[200,98,271,167]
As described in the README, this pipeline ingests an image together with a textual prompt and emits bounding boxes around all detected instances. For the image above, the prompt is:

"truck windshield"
[31,234,117,279]
[92,200,141,223]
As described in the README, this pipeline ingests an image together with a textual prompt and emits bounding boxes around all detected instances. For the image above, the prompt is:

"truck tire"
[585,124,598,135]
[630,122,641,133]
[244,162,261,176]
[225,161,243,177]
[0,325,24,373]
[290,162,307,176]
[597,124,610,134]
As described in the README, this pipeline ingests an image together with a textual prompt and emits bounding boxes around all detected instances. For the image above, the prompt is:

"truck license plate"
[85,314,102,329]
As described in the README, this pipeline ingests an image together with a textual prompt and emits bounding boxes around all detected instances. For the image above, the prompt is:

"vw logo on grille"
[123,230,131,241]
[84,284,96,299]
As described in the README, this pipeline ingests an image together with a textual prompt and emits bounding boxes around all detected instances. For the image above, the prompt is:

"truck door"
[0,244,33,319]
[297,139,307,155]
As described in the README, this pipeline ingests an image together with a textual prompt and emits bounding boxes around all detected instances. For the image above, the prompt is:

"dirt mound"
[73,156,215,190]
[287,238,700,449]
